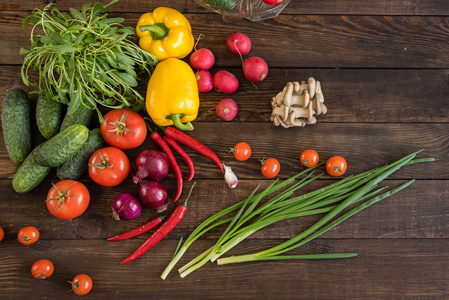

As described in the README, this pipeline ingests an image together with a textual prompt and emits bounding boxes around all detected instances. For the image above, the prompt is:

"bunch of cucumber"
[2,88,104,193]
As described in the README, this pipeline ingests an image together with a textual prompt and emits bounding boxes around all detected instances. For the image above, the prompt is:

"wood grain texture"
[0,239,448,299]
[2,66,449,123]
[0,0,448,299]
[0,179,447,241]
[2,0,449,15]
[3,11,449,68]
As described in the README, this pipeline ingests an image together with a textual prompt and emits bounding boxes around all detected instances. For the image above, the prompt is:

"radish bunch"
[188,32,269,122]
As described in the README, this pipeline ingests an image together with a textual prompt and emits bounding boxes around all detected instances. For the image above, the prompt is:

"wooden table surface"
[1,0,448,299]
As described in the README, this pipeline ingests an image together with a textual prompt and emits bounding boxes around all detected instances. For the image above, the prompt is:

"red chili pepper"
[107,215,166,242]
[150,131,183,202]
[163,136,195,181]
[120,183,195,265]
[164,127,224,173]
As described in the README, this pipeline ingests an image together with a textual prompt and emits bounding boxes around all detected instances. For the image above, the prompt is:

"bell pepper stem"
[139,24,169,40]
[170,114,194,131]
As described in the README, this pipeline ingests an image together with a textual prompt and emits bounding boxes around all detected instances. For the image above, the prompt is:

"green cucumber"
[57,128,104,180]
[12,143,52,193]
[59,103,94,132]
[36,93,65,139]
[201,0,236,10]
[1,88,32,164]
[35,124,89,167]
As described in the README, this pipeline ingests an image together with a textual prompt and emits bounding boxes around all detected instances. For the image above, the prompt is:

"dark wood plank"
[1,238,448,299]
[2,66,449,124]
[2,0,449,16]
[1,123,446,180]
[2,11,449,68]
[0,179,447,241]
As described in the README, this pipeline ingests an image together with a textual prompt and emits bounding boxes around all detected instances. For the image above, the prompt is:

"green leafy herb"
[20,0,157,118]
[160,153,437,279]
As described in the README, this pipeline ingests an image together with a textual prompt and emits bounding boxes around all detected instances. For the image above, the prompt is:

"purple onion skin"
[133,150,170,183]
[139,180,168,212]
[112,193,142,221]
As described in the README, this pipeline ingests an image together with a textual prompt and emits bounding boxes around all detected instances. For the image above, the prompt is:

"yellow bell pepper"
[146,58,199,131]
[136,7,194,61]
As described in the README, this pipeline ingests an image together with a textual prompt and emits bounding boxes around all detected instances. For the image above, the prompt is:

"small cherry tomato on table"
[100,109,147,150]
[31,259,54,279]
[46,180,90,220]
[326,156,347,176]
[300,149,319,168]
[260,158,281,178]
[17,226,39,245]
[88,147,130,187]
[70,274,93,296]
[230,142,252,161]
[0,227,4,242]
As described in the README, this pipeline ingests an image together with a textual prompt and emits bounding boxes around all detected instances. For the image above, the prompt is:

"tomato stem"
[107,111,136,142]
[89,152,113,169]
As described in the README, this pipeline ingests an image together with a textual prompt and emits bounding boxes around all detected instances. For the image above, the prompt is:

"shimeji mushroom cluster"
[271,77,327,128]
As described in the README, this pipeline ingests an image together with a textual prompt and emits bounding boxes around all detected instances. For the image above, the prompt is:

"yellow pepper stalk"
[136,7,194,61]
[146,58,199,131]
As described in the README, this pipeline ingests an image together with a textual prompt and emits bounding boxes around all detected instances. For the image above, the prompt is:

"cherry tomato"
[70,274,93,296]
[326,156,347,177]
[46,180,90,220]
[0,227,4,242]
[260,158,281,178]
[88,147,130,187]
[17,226,40,245]
[300,149,319,168]
[230,142,252,161]
[100,109,147,150]
[31,259,54,279]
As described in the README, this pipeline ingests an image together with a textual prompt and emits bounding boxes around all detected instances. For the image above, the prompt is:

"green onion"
[160,153,437,280]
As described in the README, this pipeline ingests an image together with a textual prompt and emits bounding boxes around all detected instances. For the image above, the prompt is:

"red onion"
[133,150,169,183]
[139,179,168,212]
[112,193,142,221]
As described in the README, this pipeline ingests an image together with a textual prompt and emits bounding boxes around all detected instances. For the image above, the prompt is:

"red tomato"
[46,180,90,220]
[0,227,4,242]
[100,108,147,150]
[326,156,347,177]
[31,259,54,279]
[300,149,319,168]
[17,226,40,245]
[261,158,280,178]
[262,0,284,5]
[88,147,130,186]
[70,274,93,295]
[230,142,252,161]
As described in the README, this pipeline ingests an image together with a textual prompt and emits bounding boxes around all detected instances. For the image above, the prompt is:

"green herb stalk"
[20,0,157,120]
[160,152,437,279]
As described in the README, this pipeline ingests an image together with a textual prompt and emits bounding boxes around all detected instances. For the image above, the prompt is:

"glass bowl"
[193,0,291,22]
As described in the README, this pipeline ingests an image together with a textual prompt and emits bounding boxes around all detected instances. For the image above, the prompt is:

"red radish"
[195,70,214,92]
[216,98,238,121]
[243,57,268,83]
[190,48,215,70]
[214,70,239,94]
[262,0,284,5]
[227,33,251,56]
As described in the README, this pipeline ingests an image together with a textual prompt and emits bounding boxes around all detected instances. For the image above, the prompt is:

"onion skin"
[112,193,142,221]
[133,150,169,183]
[139,180,168,212]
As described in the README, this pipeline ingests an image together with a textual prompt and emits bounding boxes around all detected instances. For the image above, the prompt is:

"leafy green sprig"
[20,0,157,119]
